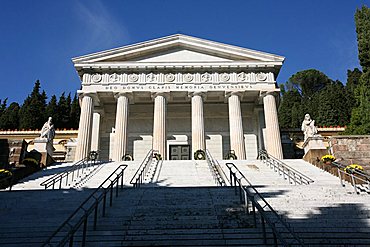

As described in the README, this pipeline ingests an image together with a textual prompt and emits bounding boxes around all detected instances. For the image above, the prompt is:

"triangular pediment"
[72,34,284,65]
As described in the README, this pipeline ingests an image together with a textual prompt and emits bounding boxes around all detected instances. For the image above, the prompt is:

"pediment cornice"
[72,34,285,65]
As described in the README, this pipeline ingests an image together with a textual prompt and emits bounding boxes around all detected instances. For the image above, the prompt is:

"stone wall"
[329,136,370,172]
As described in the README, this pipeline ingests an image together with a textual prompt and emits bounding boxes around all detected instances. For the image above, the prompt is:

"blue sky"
[0,0,368,103]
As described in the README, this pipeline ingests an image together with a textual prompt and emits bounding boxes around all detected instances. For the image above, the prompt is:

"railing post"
[121,169,124,189]
[252,199,257,227]
[338,169,344,187]
[273,231,278,247]
[102,191,107,217]
[261,214,267,244]
[351,174,358,194]
[238,181,243,203]
[69,234,74,247]
[116,175,119,197]
[81,216,88,247]
[110,183,113,206]
[93,200,98,230]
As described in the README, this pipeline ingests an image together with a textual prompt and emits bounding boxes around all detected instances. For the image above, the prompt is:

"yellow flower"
[321,155,335,162]
[0,169,12,176]
[344,164,364,173]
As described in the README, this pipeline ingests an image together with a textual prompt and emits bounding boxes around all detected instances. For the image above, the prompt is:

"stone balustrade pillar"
[152,93,168,159]
[113,93,130,161]
[190,92,205,157]
[263,92,283,159]
[227,92,246,160]
[75,93,94,161]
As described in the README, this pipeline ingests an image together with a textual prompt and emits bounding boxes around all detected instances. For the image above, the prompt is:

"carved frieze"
[82,72,274,84]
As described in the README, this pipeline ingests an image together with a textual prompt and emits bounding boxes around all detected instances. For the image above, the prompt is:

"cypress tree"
[346,6,370,134]
[69,93,80,129]
[0,102,20,130]
[56,92,71,129]
[46,95,58,121]
[19,80,47,130]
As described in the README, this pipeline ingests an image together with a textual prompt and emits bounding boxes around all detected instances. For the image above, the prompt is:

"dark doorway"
[169,145,190,160]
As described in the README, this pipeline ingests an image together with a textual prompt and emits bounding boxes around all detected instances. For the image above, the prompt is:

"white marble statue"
[40,117,55,142]
[301,114,318,141]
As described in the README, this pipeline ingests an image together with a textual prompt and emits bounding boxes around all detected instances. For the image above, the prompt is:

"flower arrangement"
[0,169,12,179]
[344,164,364,174]
[321,155,335,163]
[22,158,39,166]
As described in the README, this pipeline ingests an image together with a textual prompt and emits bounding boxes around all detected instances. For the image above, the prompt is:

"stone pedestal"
[302,136,327,163]
[33,138,55,167]
[303,136,326,154]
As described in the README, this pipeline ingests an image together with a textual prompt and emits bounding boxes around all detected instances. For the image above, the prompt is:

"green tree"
[279,69,333,128]
[0,98,7,120]
[346,6,370,134]
[285,69,331,99]
[0,102,20,130]
[69,93,80,129]
[46,95,58,121]
[278,88,302,128]
[355,6,370,72]
[19,80,47,130]
[316,81,350,127]
[55,92,71,129]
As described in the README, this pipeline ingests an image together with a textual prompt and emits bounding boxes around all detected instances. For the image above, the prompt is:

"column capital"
[78,92,100,107]
[225,91,244,100]
[93,107,105,117]
[114,91,133,102]
[188,91,206,99]
[151,92,170,100]
[260,90,279,98]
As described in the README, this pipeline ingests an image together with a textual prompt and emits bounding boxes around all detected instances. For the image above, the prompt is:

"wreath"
[123,154,133,161]
[225,150,237,160]
[194,150,206,160]
[154,153,162,160]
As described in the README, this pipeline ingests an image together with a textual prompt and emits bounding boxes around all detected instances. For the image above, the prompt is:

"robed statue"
[301,114,317,141]
[40,117,55,142]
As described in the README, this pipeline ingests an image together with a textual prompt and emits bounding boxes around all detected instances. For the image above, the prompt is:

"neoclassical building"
[72,34,284,161]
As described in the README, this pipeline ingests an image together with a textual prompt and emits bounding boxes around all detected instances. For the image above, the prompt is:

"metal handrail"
[40,156,101,189]
[205,149,227,186]
[42,164,128,247]
[258,149,314,185]
[226,162,304,247]
[332,161,370,180]
[338,169,370,194]
[0,173,14,191]
[130,149,155,187]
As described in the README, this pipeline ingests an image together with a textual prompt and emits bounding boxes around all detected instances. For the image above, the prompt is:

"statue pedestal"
[303,136,326,153]
[33,138,55,167]
[302,136,327,164]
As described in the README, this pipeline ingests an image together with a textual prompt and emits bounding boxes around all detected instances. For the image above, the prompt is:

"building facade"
[72,34,284,161]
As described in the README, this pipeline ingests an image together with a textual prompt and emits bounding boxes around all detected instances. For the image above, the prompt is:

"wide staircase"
[0,154,369,246]
[219,159,370,246]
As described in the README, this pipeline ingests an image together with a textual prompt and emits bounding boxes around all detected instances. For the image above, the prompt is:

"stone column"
[227,92,246,160]
[75,93,94,161]
[190,92,205,157]
[263,92,283,159]
[90,110,103,152]
[113,93,130,161]
[152,92,167,159]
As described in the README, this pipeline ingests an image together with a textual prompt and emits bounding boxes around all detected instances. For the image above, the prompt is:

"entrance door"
[169,145,190,160]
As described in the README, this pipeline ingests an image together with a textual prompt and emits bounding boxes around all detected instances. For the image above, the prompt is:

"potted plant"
[321,154,335,165]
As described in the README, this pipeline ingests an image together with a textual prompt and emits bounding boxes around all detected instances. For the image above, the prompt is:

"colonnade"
[74,91,283,161]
